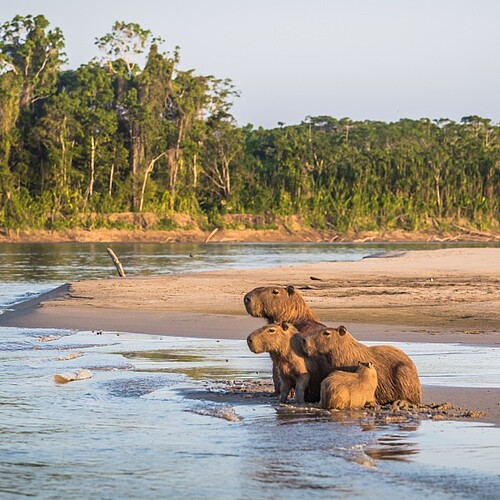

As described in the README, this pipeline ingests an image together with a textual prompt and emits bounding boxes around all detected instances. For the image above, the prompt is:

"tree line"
[1,15,498,233]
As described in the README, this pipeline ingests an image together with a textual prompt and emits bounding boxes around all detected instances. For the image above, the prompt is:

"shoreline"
[1,226,499,244]
[1,247,499,425]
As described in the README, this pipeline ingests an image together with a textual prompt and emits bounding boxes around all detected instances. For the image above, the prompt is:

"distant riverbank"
[1,225,499,244]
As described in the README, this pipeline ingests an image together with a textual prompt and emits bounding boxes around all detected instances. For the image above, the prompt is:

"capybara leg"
[272,363,281,395]
[294,373,310,405]
[279,378,293,404]
[396,364,422,404]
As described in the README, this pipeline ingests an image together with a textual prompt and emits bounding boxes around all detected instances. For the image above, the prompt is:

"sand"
[1,247,499,424]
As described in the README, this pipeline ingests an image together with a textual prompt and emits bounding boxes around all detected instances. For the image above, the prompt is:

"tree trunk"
[435,174,441,214]
[89,135,96,198]
[139,152,167,212]
[130,123,143,211]
[108,162,115,196]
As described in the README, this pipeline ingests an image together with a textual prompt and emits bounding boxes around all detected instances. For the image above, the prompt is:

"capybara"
[320,361,378,410]
[244,285,327,393]
[243,285,326,335]
[302,326,422,404]
[246,323,329,404]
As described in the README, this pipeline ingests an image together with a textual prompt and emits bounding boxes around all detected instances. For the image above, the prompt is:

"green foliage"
[0,15,498,234]
[152,217,178,230]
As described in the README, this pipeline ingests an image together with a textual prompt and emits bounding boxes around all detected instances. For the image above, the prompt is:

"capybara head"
[357,361,377,377]
[246,322,297,354]
[243,285,319,324]
[302,325,349,356]
[358,361,373,370]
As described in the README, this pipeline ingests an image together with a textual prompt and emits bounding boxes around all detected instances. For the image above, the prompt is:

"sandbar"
[1,247,499,424]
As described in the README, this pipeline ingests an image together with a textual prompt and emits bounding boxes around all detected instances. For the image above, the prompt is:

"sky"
[2,0,499,128]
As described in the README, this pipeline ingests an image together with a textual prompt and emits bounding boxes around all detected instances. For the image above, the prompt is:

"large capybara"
[246,323,329,404]
[244,285,327,393]
[243,285,326,335]
[320,361,378,410]
[302,326,422,405]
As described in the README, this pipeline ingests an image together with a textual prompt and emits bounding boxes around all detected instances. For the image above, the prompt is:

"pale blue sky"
[2,0,499,127]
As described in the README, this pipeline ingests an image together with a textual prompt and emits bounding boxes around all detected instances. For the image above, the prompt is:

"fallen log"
[106,247,126,277]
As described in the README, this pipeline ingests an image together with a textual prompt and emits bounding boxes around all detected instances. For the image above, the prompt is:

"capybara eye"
[272,289,279,295]
[269,328,276,333]
[322,331,330,337]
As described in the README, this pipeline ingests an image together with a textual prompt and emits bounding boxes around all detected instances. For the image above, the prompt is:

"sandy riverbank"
[1,247,499,424]
[1,225,499,244]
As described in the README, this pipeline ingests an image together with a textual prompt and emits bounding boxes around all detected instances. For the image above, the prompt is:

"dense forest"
[0,15,498,234]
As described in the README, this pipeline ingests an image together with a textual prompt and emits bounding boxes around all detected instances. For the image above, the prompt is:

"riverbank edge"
[1,225,499,244]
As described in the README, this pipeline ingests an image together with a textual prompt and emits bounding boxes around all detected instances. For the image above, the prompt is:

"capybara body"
[302,326,422,405]
[246,323,328,404]
[320,362,378,410]
[244,285,327,393]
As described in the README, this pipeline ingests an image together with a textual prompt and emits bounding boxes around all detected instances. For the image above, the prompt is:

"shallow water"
[0,242,499,498]
[1,240,497,280]
[0,329,499,498]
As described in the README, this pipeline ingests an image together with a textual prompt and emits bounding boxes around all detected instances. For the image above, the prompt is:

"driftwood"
[53,369,93,384]
[205,227,219,243]
[452,224,500,240]
[106,247,126,277]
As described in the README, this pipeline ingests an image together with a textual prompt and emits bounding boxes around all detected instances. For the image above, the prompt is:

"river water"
[0,242,499,499]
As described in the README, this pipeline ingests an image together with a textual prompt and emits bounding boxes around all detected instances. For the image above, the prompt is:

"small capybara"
[246,323,329,404]
[302,326,422,405]
[320,362,378,410]
[244,285,327,393]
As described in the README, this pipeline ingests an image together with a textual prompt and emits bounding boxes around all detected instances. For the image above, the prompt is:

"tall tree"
[0,14,65,228]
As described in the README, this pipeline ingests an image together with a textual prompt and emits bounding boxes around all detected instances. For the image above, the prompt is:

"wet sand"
[1,247,499,424]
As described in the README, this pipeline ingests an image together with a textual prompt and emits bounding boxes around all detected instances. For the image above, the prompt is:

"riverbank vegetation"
[1,15,498,237]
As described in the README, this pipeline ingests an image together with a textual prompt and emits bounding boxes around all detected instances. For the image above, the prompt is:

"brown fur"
[244,285,326,335]
[246,323,329,404]
[244,285,327,393]
[320,362,378,410]
[302,326,422,404]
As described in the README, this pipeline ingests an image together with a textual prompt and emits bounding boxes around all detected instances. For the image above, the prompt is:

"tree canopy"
[0,15,498,233]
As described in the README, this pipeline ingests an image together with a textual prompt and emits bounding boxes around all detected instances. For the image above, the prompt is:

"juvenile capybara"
[302,326,422,405]
[243,285,326,335]
[320,361,378,410]
[246,323,329,404]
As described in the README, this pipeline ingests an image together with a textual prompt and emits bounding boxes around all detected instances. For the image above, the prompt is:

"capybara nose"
[247,337,252,345]
[244,294,251,304]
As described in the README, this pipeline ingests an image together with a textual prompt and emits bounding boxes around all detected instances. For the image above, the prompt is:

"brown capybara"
[246,323,329,404]
[302,326,422,405]
[320,361,378,410]
[243,285,327,393]
[243,285,326,335]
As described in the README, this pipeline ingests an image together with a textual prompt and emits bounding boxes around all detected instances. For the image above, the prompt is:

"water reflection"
[365,432,420,462]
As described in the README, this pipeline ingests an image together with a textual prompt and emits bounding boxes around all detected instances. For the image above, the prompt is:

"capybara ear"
[281,322,289,331]
[338,325,347,336]
[286,285,295,296]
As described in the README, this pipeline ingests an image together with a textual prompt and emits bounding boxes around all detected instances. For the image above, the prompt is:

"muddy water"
[0,329,499,499]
